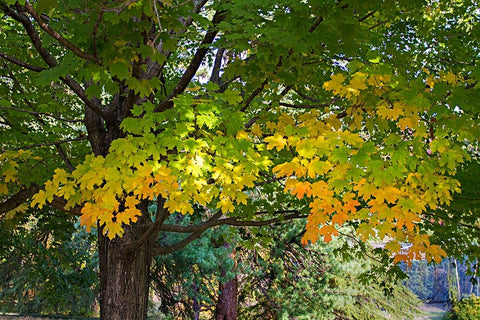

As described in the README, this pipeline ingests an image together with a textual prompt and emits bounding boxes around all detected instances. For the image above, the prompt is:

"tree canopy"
[0,0,479,318]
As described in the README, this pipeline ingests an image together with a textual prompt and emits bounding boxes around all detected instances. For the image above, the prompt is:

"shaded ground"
[414,303,449,320]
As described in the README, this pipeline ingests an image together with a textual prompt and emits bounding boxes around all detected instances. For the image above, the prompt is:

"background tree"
[0,215,98,316]
[0,1,479,319]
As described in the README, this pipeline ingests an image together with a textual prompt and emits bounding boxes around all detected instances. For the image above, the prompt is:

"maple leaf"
[31,190,47,209]
[373,186,402,204]
[356,222,376,241]
[264,134,287,151]
[217,196,235,213]
[318,224,338,243]
[273,160,304,177]
[0,183,8,195]
[285,179,312,199]
[331,210,348,226]
[323,73,346,95]
[106,222,125,239]
[425,245,447,264]
[301,227,320,245]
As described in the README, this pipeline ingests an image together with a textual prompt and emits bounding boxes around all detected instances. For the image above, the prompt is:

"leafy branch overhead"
[0,0,479,267]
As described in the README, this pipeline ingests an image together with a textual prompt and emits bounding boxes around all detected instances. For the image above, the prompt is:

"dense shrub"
[450,295,480,320]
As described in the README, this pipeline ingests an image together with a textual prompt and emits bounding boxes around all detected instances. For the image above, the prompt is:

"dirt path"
[414,303,448,320]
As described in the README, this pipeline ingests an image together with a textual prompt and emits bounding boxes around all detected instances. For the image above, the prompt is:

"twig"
[8,136,88,151]
[0,106,83,123]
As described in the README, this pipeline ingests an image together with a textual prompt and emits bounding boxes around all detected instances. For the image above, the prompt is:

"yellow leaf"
[384,240,401,253]
[397,117,414,130]
[273,159,305,177]
[250,124,263,137]
[331,210,348,226]
[264,134,287,151]
[217,196,235,213]
[285,179,312,199]
[301,227,320,245]
[31,190,47,209]
[323,73,345,95]
[425,245,447,263]
[0,183,8,195]
[105,222,124,239]
[3,168,16,182]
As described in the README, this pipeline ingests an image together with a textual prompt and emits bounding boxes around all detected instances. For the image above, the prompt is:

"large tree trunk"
[98,216,153,320]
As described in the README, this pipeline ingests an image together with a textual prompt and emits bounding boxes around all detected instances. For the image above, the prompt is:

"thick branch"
[61,76,107,119]
[122,198,169,255]
[210,47,225,84]
[50,196,83,216]
[1,3,57,67]
[24,3,101,64]
[0,184,39,216]
[155,10,225,112]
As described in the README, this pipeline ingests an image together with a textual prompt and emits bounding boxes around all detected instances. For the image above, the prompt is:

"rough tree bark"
[216,276,238,320]
[216,244,237,320]
[98,214,153,320]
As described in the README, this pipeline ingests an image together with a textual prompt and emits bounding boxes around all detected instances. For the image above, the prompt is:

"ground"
[415,303,449,320]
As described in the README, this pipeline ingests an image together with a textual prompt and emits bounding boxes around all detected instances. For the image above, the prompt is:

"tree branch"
[49,195,83,216]
[154,210,223,255]
[0,51,45,72]
[155,10,225,112]
[0,3,107,119]
[7,136,88,151]
[0,184,39,216]
[24,3,101,64]
[4,66,78,172]
[279,99,340,109]
[122,198,169,255]
[0,106,83,123]
[158,211,305,233]
[210,47,225,84]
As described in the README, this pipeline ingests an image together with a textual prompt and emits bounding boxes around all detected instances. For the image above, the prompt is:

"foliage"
[450,296,480,320]
[0,214,98,316]
[0,0,479,317]
[0,0,478,261]
[150,211,236,318]
[237,222,422,319]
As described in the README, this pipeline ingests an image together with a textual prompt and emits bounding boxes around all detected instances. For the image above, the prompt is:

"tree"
[0,214,98,316]
[0,0,479,319]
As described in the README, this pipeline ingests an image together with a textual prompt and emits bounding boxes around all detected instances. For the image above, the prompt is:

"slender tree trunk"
[98,216,153,320]
[193,283,201,320]
[216,244,237,320]
[454,258,461,299]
